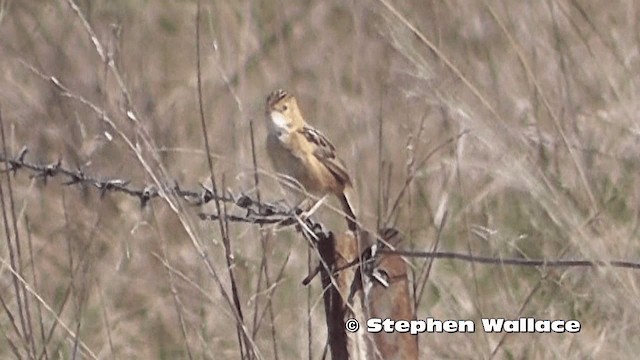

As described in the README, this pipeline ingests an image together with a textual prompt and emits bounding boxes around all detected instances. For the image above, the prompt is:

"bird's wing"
[299,125,352,187]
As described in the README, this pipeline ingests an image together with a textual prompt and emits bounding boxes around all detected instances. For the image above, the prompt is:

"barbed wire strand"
[3,150,640,272]
[383,249,640,270]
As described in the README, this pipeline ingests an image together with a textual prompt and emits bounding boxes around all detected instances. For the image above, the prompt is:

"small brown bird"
[265,89,357,231]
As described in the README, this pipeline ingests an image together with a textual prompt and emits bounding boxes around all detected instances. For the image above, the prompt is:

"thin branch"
[0,105,32,358]
[194,4,249,357]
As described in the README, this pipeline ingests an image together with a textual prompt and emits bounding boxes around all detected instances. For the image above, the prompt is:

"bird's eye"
[282,105,288,111]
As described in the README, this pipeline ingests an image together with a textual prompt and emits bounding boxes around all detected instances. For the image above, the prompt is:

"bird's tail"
[339,192,358,232]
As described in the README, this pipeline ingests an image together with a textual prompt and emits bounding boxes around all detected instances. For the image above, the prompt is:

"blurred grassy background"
[1,0,640,358]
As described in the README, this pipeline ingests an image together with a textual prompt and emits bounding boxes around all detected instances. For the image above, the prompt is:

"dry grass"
[1,0,640,358]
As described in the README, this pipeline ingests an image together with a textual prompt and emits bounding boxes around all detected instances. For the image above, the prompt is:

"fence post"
[319,229,418,359]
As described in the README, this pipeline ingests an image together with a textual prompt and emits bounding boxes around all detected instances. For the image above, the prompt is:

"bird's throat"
[269,111,291,141]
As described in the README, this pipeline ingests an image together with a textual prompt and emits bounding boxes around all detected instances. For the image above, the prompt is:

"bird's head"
[265,89,303,134]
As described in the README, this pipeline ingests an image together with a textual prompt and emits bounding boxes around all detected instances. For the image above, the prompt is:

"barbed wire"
[0,147,289,216]
[3,149,640,272]
[0,147,333,236]
[382,249,640,270]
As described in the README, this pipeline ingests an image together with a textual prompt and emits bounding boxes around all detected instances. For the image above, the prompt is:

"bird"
[265,89,357,231]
